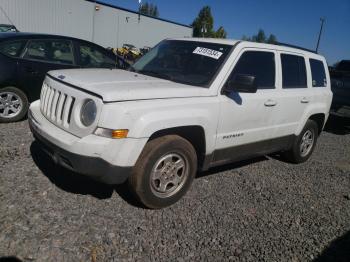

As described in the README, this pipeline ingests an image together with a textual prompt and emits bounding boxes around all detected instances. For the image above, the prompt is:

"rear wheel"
[283,120,318,163]
[129,135,197,209]
[0,87,29,123]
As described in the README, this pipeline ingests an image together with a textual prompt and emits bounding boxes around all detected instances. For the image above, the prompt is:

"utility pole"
[316,17,325,53]
[138,0,142,23]
[92,0,97,42]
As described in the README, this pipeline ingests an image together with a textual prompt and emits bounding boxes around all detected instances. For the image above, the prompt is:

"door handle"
[264,99,277,107]
[301,97,310,103]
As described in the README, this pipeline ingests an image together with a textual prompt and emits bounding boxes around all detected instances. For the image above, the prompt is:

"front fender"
[98,98,220,154]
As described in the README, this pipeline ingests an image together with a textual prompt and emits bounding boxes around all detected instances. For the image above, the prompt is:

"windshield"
[131,40,233,87]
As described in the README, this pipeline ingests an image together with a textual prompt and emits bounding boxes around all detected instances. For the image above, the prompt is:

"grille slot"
[60,94,67,122]
[67,97,75,124]
[62,96,73,127]
[40,84,75,128]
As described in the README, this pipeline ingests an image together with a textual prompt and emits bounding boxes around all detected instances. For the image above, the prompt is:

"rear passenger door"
[271,52,311,137]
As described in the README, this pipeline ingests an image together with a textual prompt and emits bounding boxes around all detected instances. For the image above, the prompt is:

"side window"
[281,54,307,88]
[228,51,276,89]
[0,40,25,57]
[310,59,327,87]
[78,44,115,68]
[23,40,50,61]
[23,39,74,64]
[50,40,74,65]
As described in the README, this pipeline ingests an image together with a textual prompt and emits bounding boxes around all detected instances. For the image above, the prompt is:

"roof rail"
[276,42,318,54]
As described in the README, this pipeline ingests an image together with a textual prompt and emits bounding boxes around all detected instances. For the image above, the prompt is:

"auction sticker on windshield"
[193,47,223,60]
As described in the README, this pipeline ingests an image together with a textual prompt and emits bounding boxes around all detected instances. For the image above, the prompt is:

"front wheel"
[0,87,29,123]
[128,135,197,209]
[283,120,318,163]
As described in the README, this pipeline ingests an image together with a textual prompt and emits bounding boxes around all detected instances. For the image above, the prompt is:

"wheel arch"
[309,113,326,135]
[148,125,207,169]
[296,103,329,136]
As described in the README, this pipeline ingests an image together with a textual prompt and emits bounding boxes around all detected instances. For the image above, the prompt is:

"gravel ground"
[0,115,350,262]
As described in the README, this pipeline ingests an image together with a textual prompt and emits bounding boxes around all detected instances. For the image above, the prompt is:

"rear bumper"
[30,124,132,184]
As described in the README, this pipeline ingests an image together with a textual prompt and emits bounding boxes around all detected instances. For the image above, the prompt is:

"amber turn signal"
[111,129,129,139]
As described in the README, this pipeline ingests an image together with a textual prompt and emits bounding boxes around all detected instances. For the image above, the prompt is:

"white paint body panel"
[48,69,215,102]
[29,39,332,170]
[30,100,148,167]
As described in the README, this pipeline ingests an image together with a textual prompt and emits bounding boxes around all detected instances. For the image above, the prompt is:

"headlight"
[80,99,97,126]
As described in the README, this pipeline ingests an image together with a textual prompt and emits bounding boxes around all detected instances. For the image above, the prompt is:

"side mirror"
[224,74,257,94]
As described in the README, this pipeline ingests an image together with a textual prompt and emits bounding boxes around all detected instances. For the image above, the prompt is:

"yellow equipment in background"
[117,44,141,61]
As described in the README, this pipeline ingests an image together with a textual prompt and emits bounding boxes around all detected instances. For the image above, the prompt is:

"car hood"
[48,69,211,102]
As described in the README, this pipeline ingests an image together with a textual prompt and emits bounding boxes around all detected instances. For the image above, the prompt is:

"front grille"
[40,83,76,128]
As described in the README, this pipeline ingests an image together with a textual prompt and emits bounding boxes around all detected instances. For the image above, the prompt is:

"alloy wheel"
[150,153,189,198]
[0,92,23,119]
[300,130,314,157]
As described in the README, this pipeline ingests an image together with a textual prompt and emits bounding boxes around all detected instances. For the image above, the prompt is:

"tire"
[283,120,318,163]
[0,87,29,123]
[128,135,197,209]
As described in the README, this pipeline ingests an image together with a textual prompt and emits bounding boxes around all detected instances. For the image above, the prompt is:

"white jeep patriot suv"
[28,38,332,209]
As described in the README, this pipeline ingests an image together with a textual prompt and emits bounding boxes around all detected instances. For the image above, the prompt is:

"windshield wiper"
[128,66,136,72]
[137,70,173,81]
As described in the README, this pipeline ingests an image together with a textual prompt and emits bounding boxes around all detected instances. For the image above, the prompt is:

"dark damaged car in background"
[330,60,350,117]
[0,33,129,123]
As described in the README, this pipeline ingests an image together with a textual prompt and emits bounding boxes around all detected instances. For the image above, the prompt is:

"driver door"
[215,48,281,163]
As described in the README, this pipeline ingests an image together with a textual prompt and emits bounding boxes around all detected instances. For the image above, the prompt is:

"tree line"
[138,3,278,43]
[192,6,277,43]
[242,30,277,44]
[139,2,159,18]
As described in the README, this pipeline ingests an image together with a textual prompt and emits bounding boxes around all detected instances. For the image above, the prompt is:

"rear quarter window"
[310,59,327,87]
[0,40,25,57]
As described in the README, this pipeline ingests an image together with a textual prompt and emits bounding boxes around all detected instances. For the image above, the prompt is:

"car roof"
[0,32,91,43]
[169,37,324,59]
[170,37,240,46]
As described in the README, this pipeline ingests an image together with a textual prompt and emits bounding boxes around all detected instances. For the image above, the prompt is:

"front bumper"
[30,123,131,184]
[28,101,138,185]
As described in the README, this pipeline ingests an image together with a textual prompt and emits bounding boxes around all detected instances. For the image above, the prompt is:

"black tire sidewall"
[0,87,29,123]
[130,136,197,209]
